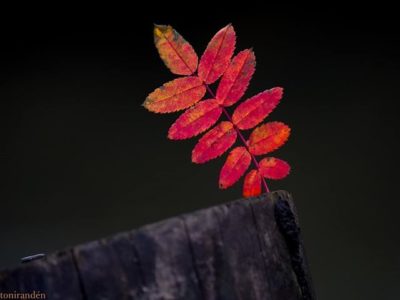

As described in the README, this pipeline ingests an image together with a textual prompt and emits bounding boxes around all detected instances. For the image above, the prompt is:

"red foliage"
[144,24,291,197]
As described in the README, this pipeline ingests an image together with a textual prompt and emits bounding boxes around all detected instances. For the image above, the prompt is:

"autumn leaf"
[198,24,236,84]
[216,49,256,107]
[168,99,222,140]
[259,157,290,179]
[243,169,262,197]
[219,146,251,189]
[143,76,206,113]
[248,122,290,155]
[145,24,292,197]
[192,121,237,164]
[232,87,283,130]
[154,24,198,75]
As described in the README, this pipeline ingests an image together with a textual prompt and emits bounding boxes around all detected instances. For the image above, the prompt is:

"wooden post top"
[0,191,315,300]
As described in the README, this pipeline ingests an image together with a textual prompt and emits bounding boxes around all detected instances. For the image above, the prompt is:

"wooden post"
[0,191,315,300]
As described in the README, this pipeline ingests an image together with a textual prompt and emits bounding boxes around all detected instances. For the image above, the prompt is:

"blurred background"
[1,4,399,299]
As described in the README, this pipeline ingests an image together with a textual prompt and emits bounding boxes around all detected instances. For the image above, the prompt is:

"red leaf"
[147,24,292,196]
[219,146,251,189]
[248,122,290,155]
[143,77,206,113]
[216,49,256,107]
[168,99,222,140]
[198,24,236,84]
[259,157,290,179]
[154,25,198,75]
[243,169,262,197]
[192,121,237,164]
[232,87,283,130]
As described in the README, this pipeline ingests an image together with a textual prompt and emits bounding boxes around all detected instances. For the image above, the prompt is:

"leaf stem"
[203,83,270,193]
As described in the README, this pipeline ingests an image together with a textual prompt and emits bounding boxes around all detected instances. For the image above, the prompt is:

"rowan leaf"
[216,49,256,107]
[219,146,251,189]
[154,24,198,75]
[248,122,290,155]
[259,157,290,179]
[243,169,262,197]
[198,24,236,84]
[143,76,206,113]
[146,24,293,196]
[168,99,222,140]
[192,121,237,164]
[232,87,283,130]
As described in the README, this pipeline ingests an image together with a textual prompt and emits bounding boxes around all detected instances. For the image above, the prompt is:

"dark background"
[1,5,399,299]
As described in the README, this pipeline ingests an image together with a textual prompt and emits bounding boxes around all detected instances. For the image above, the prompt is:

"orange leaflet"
[243,169,262,197]
[192,121,237,164]
[154,25,198,75]
[198,24,236,84]
[232,87,283,130]
[259,157,290,179]
[219,147,251,189]
[248,122,291,155]
[143,77,206,113]
[168,99,222,140]
[216,49,256,107]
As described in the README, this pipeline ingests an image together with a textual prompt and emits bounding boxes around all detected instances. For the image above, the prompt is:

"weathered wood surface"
[0,191,315,300]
